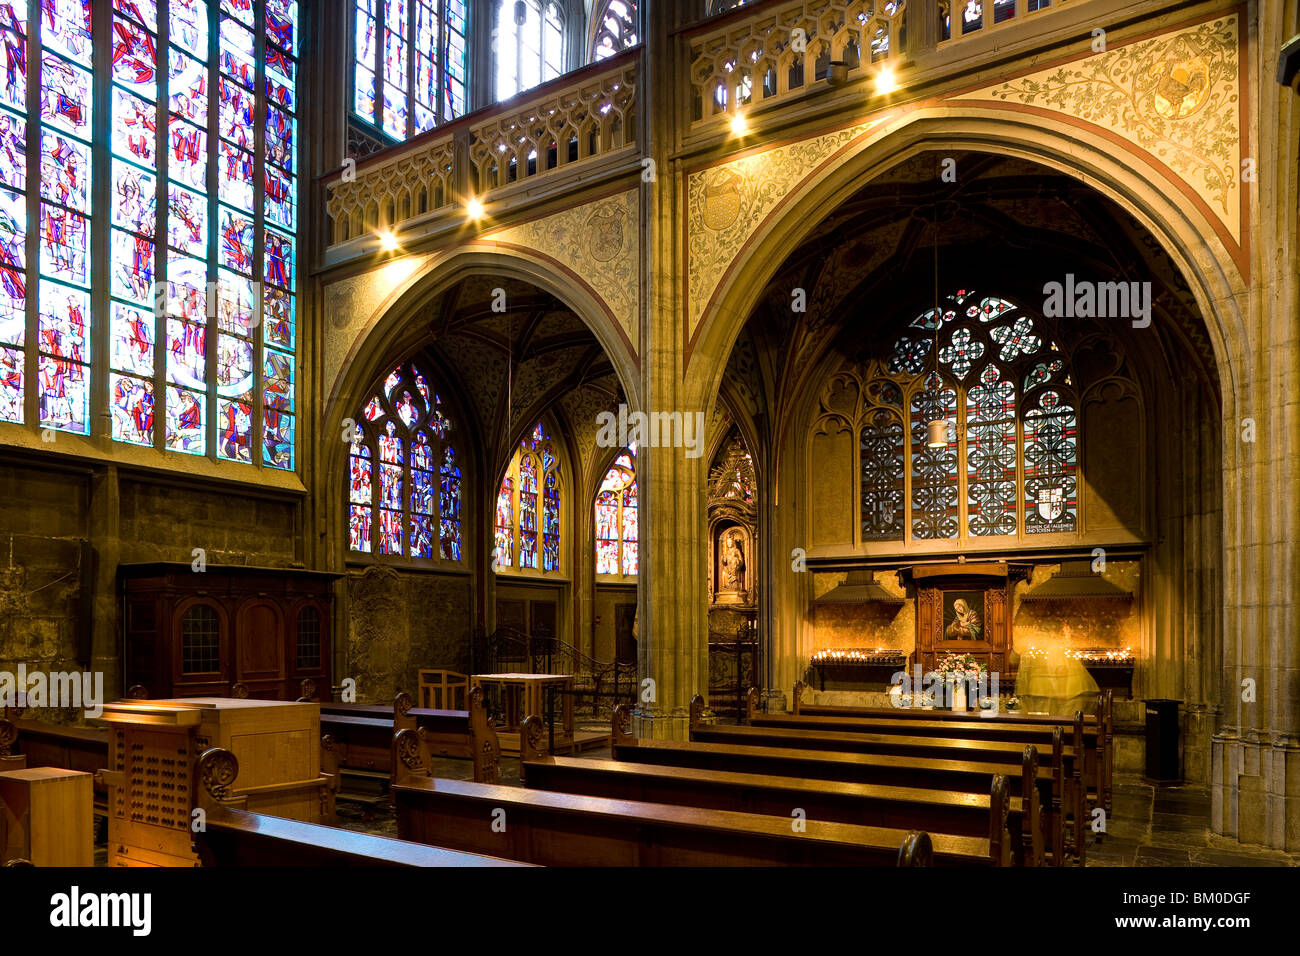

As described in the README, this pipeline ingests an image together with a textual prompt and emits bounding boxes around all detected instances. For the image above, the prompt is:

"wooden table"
[471,673,574,754]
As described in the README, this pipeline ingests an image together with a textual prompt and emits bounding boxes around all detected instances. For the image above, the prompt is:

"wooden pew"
[0,719,24,773]
[790,682,1114,812]
[393,776,990,866]
[394,685,501,786]
[190,748,526,867]
[691,697,1086,864]
[613,706,1075,865]
[751,708,1104,820]
[521,751,1040,866]
[319,691,474,779]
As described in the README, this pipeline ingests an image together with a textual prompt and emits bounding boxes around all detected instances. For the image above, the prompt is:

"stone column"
[632,0,711,739]
[1212,0,1300,851]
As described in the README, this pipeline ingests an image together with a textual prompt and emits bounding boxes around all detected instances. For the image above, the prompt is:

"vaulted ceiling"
[719,150,1221,455]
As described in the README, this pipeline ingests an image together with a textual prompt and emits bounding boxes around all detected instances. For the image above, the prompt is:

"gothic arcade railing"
[938,0,1077,44]
[688,0,909,124]
[686,0,1096,129]
[323,53,638,249]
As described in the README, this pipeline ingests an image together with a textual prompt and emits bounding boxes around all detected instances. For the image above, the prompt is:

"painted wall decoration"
[483,189,640,350]
[958,14,1242,242]
[682,12,1244,366]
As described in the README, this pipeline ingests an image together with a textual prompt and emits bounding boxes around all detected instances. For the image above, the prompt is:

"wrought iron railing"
[474,624,637,721]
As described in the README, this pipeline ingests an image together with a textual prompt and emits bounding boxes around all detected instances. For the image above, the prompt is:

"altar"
[470,673,574,755]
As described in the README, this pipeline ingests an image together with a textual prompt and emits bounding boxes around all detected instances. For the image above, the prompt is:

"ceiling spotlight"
[465,197,485,221]
[729,112,748,136]
[875,64,899,95]
[377,230,399,252]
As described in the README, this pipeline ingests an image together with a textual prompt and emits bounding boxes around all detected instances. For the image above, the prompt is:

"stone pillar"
[1212,0,1300,851]
[633,0,710,740]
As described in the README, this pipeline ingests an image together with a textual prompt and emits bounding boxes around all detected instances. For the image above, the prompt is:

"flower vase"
[951,679,966,712]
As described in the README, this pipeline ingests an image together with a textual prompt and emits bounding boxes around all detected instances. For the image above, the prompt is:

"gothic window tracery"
[817,290,1086,545]
[347,360,463,561]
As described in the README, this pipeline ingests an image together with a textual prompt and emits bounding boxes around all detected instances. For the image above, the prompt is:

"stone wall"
[345,565,473,702]
[0,459,305,723]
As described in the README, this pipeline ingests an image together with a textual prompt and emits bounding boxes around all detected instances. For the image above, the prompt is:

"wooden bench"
[193,808,531,867]
[393,776,990,866]
[751,708,1104,820]
[393,685,501,786]
[320,692,473,774]
[790,682,1114,812]
[612,707,1077,865]
[190,748,525,867]
[692,698,1086,863]
[520,750,1040,866]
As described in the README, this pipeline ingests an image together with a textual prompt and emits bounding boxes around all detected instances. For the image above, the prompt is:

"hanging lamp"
[925,208,949,449]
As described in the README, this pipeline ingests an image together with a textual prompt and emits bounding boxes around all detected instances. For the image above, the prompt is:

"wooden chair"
[418,670,468,711]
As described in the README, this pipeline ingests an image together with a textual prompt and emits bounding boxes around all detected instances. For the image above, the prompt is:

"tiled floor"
[1086,776,1299,867]
[334,765,1300,866]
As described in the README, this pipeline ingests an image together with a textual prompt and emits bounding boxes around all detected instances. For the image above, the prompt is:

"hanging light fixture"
[926,206,949,449]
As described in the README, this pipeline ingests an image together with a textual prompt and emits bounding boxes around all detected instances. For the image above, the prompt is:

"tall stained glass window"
[848,290,1079,543]
[0,5,28,425]
[495,419,563,574]
[347,360,463,561]
[595,448,636,576]
[494,0,564,101]
[591,0,637,61]
[353,0,467,140]
[0,1,299,470]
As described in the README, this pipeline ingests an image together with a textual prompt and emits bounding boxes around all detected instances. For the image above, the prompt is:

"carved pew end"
[897,830,933,867]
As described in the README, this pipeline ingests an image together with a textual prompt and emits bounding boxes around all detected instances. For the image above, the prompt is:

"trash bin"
[1143,698,1181,785]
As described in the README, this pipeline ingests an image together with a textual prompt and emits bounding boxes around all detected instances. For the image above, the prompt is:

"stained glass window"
[965,364,1017,536]
[855,290,1080,543]
[1,2,298,467]
[1024,389,1078,533]
[495,419,564,575]
[494,0,564,102]
[0,1,26,426]
[859,409,904,540]
[352,0,466,139]
[591,0,637,61]
[595,448,637,576]
[346,360,462,561]
[910,371,958,539]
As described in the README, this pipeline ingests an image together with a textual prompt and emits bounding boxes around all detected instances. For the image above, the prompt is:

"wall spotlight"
[827,61,848,87]
[729,112,748,136]
[465,197,485,221]
[875,64,899,95]
[378,230,399,252]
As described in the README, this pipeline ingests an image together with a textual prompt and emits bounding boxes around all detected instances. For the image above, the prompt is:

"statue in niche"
[720,531,745,590]
[714,528,749,604]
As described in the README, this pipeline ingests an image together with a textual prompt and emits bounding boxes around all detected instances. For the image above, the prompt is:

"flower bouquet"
[932,653,987,710]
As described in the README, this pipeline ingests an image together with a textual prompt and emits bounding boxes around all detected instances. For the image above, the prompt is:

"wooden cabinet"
[100,698,328,867]
[0,767,94,866]
[120,563,338,701]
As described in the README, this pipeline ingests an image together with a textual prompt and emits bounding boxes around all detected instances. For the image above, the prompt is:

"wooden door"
[235,600,284,696]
